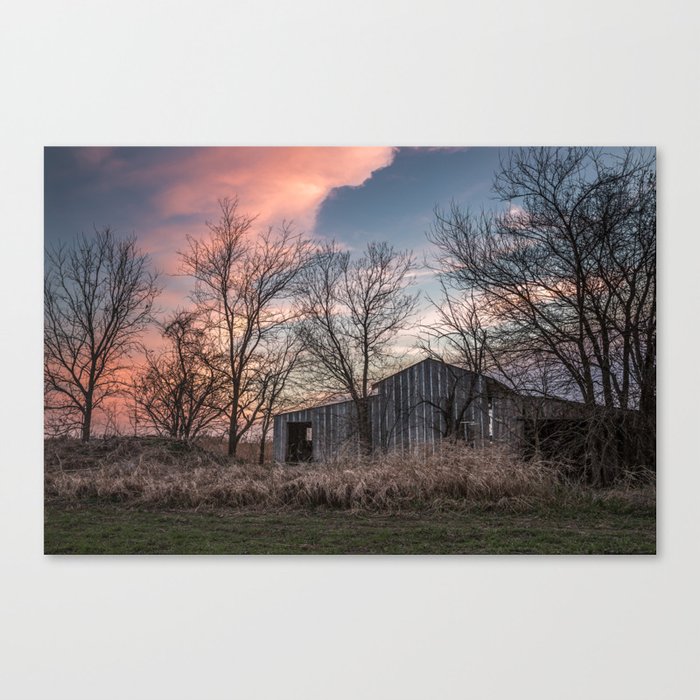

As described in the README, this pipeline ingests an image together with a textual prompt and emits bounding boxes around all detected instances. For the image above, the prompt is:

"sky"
[44,147,509,314]
[45,146,516,431]
[43,146,643,429]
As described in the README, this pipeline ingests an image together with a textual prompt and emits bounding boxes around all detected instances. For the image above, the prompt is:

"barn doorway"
[523,418,588,463]
[286,421,313,462]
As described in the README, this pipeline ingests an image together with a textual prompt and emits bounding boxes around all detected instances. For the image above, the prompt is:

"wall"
[273,359,525,463]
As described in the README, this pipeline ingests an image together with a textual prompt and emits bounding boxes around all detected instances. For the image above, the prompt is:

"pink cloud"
[156,147,395,229]
[117,146,396,232]
[56,148,401,433]
[110,147,397,276]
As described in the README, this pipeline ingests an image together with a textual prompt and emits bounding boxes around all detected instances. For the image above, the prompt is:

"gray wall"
[273,398,381,463]
[273,359,523,463]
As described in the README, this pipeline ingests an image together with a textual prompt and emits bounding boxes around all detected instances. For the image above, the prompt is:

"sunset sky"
[44,147,510,314]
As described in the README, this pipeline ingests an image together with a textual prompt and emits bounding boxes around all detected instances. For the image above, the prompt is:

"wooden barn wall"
[273,360,531,463]
[492,394,524,445]
[375,359,510,451]
[273,397,382,463]
[273,408,315,463]
[520,396,592,420]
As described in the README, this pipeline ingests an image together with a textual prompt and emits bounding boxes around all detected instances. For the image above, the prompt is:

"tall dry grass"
[44,437,655,512]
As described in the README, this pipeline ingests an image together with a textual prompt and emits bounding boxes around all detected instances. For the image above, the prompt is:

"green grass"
[45,502,656,554]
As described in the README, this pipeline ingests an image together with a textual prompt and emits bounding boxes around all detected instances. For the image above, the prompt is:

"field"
[45,503,655,554]
[44,438,656,555]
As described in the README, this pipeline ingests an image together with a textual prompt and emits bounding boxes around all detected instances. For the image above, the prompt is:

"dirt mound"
[44,436,225,472]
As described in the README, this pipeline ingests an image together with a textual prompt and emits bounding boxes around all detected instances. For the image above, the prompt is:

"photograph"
[43,146,656,554]
[4,1,699,697]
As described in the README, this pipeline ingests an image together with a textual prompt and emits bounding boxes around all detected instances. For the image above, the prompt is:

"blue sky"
[44,147,507,251]
[313,147,503,253]
[44,147,512,313]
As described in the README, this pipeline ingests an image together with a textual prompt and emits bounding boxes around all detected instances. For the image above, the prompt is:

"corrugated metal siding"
[273,358,526,463]
[374,358,496,451]
[273,397,383,463]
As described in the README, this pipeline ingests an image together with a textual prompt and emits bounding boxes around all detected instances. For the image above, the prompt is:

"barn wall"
[274,359,535,463]
[374,359,521,451]
[273,397,383,463]
[273,408,316,462]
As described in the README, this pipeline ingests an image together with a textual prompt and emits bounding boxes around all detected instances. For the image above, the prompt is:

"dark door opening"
[523,418,588,463]
[286,421,313,462]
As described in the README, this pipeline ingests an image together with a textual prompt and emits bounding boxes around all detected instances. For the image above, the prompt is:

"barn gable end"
[273,358,521,463]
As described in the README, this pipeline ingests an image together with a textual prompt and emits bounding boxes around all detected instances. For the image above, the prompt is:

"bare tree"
[132,311,229,440]
[44,228,159,441]
[428,147,656,481]
[180,197,312,457]
[296,241,418,454]
[419,284,492,441]
[253,329,305,464]
[421,282,490,373]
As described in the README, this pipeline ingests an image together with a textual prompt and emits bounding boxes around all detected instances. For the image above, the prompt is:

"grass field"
[44,438,655,554]
[45,502,656,554]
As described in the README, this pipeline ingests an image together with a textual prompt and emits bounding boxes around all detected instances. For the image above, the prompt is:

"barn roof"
[274,356,514,419]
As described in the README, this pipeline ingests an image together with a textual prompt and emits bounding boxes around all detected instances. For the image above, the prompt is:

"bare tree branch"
[428,147,656,482]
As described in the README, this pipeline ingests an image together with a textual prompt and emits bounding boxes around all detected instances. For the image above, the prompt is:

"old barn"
[273,358,525,463]
[273,357,648,470]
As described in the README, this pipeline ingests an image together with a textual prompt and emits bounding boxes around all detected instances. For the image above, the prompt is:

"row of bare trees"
[44,198,418,460]
[425,147,656,481]
[45,148,656,476]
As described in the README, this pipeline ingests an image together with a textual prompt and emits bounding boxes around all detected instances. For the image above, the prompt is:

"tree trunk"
[227,412,238,457]
[81,403,92,442]
[356,398,372,456]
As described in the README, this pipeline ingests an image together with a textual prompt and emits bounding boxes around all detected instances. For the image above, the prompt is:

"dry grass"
[44,437,655,513]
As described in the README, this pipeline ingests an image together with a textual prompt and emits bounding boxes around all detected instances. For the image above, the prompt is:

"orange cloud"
[116,147,397,277]
[150,146,396,230]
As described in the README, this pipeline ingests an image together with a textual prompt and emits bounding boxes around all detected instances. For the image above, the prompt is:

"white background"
[1,1,698,698]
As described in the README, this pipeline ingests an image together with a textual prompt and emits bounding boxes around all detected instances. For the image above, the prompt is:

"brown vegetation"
[44,437,654,513]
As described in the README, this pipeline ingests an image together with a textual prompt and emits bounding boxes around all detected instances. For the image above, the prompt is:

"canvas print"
[44,147,656,554]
